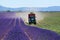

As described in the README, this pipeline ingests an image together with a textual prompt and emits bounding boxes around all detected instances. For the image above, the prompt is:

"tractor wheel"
[34,22,36,24]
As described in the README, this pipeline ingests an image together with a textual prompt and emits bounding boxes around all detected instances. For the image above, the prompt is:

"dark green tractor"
[28,12,36,24]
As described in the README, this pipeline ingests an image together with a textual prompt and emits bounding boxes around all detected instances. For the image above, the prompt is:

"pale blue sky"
[0,0,60,8]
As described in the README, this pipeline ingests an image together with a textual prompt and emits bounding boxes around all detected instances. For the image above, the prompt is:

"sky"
[0,0,60,8]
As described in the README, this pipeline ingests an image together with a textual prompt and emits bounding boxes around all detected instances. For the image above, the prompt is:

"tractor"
[28,12,36,24]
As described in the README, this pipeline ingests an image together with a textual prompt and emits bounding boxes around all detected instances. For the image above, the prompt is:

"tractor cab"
[28,12,36,24]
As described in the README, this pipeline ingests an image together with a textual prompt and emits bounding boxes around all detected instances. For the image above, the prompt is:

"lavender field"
[0,12,60,40]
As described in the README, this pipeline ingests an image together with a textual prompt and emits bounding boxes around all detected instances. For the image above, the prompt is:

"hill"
[0,6,60,11]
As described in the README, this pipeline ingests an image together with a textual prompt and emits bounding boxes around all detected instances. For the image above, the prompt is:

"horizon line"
[0,5,60,8]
